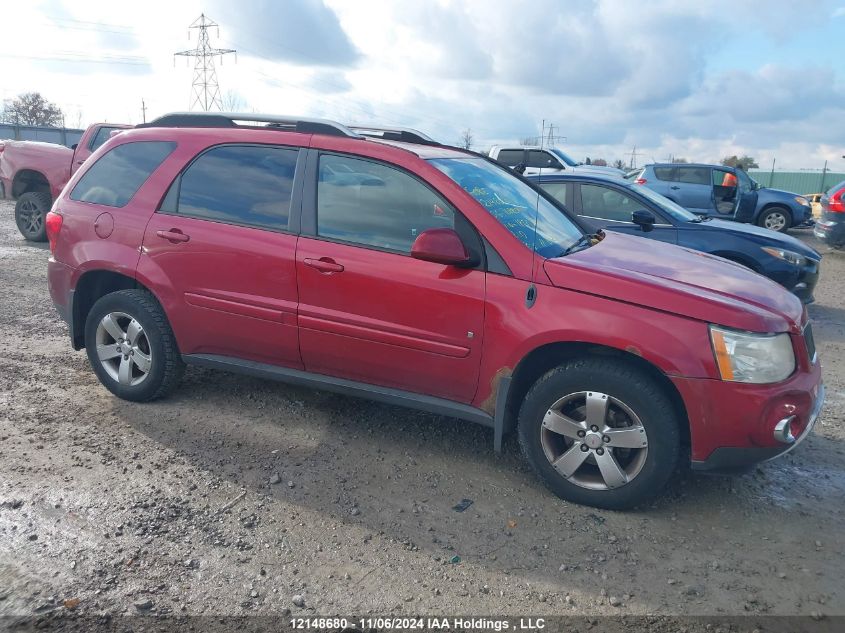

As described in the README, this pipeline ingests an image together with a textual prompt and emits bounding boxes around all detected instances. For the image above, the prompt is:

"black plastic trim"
[493,375,513,453]
[691,446,787,474]
[182,354,495,428]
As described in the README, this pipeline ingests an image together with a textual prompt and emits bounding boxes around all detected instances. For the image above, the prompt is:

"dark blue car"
[530,173,821,303]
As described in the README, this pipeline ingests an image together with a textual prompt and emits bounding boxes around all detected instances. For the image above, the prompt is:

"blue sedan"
[529,173,821,303]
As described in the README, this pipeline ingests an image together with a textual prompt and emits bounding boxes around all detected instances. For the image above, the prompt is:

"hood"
[572,165,627,177]
[543,232,804,333]
[697,219,821,260]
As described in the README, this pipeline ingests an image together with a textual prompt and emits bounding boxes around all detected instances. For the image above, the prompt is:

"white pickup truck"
[489,145,626,177]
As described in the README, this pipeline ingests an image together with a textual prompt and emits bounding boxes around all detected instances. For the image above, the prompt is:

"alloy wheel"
[94,312,152,386]
[18,199,43,236]
[540,391,649,490]
[764,212,787,231]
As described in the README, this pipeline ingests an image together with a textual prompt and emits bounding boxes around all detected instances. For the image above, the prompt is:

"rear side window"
[173,145,298,230]
[677,166,710,185]
[653,167,676,181]
[496,149,524,166]
[70,141,175,207]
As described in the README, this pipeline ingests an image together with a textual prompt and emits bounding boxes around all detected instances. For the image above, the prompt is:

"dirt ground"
[0,198,843,629]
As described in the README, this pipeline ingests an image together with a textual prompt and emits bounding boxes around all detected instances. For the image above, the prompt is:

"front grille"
[803,323,817,363]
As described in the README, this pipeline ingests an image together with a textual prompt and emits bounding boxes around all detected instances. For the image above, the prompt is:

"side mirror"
[411,228,474,267]
[71,143,78,150]
[632,210,656,232]
[513,163,527,175]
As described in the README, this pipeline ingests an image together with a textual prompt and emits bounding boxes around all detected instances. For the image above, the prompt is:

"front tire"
[757,207,791,233]
[84,289,184,402]
[518,357,680,510]
[14,191,52,242]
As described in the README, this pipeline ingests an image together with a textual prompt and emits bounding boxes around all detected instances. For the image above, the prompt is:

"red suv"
[45,113,824,509]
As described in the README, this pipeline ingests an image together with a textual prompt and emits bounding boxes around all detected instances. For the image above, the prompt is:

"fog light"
[773,415,796,444]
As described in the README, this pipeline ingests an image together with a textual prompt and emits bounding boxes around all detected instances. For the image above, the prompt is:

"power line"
[174,14,236,112]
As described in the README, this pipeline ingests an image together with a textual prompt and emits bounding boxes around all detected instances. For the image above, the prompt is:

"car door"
[296,151,486,403]
[138,143,304,368]
[733,168,759,223]
[574,182,678,244]
[648,166,677,199]
[675,166,714,214]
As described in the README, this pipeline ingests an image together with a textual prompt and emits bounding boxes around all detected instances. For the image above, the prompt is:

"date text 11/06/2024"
[290,617,546,630]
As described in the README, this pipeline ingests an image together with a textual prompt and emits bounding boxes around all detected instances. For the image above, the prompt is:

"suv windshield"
[430,158,583,258]
[632,184,698,221]
[548,148,579,167]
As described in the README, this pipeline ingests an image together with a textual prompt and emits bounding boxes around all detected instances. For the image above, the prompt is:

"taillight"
[826,188,845,213]
[45,211,63,252]
[635,178,647,185]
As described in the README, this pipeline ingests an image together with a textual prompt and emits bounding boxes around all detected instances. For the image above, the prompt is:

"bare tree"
[612,159,626,170]
[1,92,64,126]
[671,157,689,163]
[219,90,248,112]
[460,128,474,150]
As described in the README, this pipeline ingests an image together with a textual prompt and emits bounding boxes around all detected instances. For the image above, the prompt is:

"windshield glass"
[548,148,579,167]
[430,158,583,258]
[631,184,699,221]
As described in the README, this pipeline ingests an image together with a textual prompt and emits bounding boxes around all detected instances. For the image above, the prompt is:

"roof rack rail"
[138,112,361,138]
[348,125,438,146]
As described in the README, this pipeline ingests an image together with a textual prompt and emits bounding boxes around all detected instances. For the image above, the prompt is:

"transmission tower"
[174,14,236,112]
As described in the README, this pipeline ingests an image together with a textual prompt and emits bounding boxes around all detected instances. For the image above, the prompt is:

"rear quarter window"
[70,141,176,207]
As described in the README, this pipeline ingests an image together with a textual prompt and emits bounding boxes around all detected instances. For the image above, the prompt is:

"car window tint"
[526,150,560,169]
[176,145,297,230]
[653,167,676,181]
[70,141,175,207]
[496,150,524,166]
[677,166,710,185]
[579,184,641,222]
[317,154,455,253]
[89,126,121,151]
[540,182,568,205]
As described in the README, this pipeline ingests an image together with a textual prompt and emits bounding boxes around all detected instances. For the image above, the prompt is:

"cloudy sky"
[2,0,843,169]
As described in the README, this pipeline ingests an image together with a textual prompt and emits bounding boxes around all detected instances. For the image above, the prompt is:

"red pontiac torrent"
[45,113,824,509]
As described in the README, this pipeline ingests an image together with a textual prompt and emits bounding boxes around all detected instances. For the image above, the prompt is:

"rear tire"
[757,207,791,233]
[518,357,680,510]
[85,289,184,402]
[14,191,51,242]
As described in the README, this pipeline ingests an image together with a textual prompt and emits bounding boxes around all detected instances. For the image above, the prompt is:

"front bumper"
[789,257,820,304]
[691,383,825,472]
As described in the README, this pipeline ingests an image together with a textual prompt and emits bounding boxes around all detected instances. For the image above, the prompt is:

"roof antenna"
[527,122,544,307]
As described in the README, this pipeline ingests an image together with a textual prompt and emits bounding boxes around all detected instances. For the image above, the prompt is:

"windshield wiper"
[560,233,601,256]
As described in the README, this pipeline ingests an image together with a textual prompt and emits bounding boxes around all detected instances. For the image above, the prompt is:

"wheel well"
[12,169,51,199]
[759,204,791,220]
[71,271,149,349]
[505,342,690,448]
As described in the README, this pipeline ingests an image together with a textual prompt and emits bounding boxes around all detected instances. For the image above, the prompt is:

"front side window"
[677,166,711,185]
[539,182,568,205]
[89,126,123,152]
[579,184,642,222]
[317,154,455,253]
[174,145,298,230]
[526,150,561,169]
[70,141,175,207]
[431,157,582,258]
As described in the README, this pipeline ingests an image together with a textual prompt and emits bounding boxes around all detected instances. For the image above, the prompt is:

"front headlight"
[761,246,806,267]
[710,325,795,383]
[795,196,810,207]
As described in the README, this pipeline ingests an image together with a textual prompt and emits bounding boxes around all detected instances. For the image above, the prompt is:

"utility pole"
[141,98,147,123]
[627,145,642,169]
[174,14,237,112]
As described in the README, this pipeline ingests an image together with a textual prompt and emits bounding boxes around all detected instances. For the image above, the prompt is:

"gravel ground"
[0,198,843,629]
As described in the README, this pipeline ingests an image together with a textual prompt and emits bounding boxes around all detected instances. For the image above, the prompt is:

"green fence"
[748,170,845,195]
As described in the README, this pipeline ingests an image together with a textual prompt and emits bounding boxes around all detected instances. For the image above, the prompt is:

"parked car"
[489,145,626,177]
[530,173,821,303]
[46,113,823,510]
[805,192,823,219]
[0,122,129,241]
[813,180,845,248]
[633,163,812,233]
